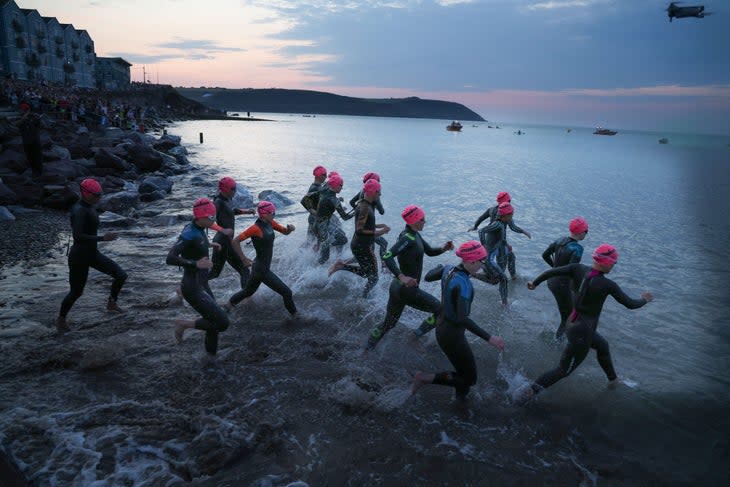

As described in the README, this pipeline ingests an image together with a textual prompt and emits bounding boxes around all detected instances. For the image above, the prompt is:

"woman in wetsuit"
[349,172,388,258]
[56,178,128,332]
[521,244,653,401]
[541,217,588,339]
[365,205,453,351]
[208,176,255,290]
[315,173,354,264]
[225,201,297,315]
[167,198,230,359]
[329,178,390,298]
[411,241,505,400]
[303,165,327,244]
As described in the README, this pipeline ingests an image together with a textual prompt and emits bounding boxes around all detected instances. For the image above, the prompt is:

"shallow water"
[1,116,729,486]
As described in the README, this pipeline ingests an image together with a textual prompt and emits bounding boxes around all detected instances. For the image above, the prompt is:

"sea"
[1,114,729,486]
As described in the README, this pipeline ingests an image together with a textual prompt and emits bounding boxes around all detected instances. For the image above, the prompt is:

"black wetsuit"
[341,200,379,297]
[18,112,43,177]
[478,220,511,303]
[475,207,528,277]
[530,264,648,392]
[315,188,353,264]
[58,201,127,319]
[366,226,446,349]
[209,193,250,289]
[349,190,388,258]
[167,223,230,355]
[542,237,584,338]
[229,218,296,314]
[305,181,324,241]
[425,264,494,399]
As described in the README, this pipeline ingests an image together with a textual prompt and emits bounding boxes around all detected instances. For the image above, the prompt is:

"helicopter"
[666,2,710,22]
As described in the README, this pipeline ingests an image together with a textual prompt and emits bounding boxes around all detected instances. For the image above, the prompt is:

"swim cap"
[569,217,588,234]
[592,243,618,266]
[218,176,236,192]
[257,200,276,216]
[362,172,380,183]
[401,205,425,225]
[496,191,511,204]
[193,198,216,219]
[497,202,514,215]
[313,165,327,177]
[80,178,102,196]
[363,178,381,196]
[328,173,343,188]
[456,240,487,262]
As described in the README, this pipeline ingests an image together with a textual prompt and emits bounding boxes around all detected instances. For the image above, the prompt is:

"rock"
[98,190,139,214]
[232,186,255,209]
[0,149,27,174]
[159,134,181,145]
[136,209,162,217]
[41,184,79,210]
[121,131,152,146]
[149,214,189,226]
[0,182,19,205]
[37,160,90,183]
[138,176,173,194]
[139,190,166,202]
[94,148,131,171]
[125,144,163,172]
[0,206,15,221]
[190,176,209,186]
[76,126,89,135]
[153,139,177,152]
[42,145,71,162]
[167,145,188,162]
[258,190,294,208]
[9,182,43,206]
[98,211,135,227]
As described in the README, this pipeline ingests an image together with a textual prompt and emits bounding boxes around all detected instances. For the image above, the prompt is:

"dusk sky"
[23,0,730,134]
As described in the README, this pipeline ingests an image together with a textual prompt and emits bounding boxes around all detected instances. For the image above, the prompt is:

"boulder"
[38,160,90,183]
[139,175,173,194]
[121,131,151,146]
[0,181,19,205]
[98,211,135,227]
[232,187,255,209]
[0,206,15,222]
[139,190,166,202]
[94,148,131,171]
[8,181,43,206]
[125,144,163,172]
[159,134,181,145]
[0,149,27,174]
[0,118,19,142]
[153,139,177,152]
[67,133,94,159]
[42,145,71,162]
[150,214,190,226]
[98,190,139,214]
[42,184,79,210]
[258,190,294,208]
[190,176,209,186]
[168,145,188,160]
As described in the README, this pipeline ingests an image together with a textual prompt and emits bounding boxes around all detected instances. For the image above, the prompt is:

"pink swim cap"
[257,200,276,216]
[328,173,343,188]
[569,217,588,234]
[593,243,618,266]
[363,178,381,196]
[313,165,327,177]
[496,191,511,204]
[401,205,425,225]
[497,202,514,215]
[218,176,236,192]
[362,172,380,183]
[80,178,102,196]
[456,240,488,263]
[193,198,216,219]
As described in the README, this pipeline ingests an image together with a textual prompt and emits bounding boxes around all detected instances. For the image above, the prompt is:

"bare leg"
[328,259,345,276]
[55,316,70,333]
[411,371,435,395]
[174,319,195,344]
[607,378,620,389]
[107,297,125,313]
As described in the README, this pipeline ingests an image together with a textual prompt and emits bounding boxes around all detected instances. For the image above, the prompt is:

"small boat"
[446,121,462,132]
[658,138,669,144]
[594,127,617,136]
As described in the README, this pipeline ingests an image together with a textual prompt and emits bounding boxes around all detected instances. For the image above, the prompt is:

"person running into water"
[315,173,353,264]
[208,177,255,289]
[478,202,520,305]
[411,241,505,400]
[365,205,453,351]
[56,178,128,332]
[519,244,653,402]
[302,165,327,244]
[541,217,589,339]
[349,172,389,261]
[167,198,230,360]
[329,178,390,297]
[471,191,531,279]
[225,201,297,315]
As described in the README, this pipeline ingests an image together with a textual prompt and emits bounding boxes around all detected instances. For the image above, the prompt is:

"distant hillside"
[175,88,485,122]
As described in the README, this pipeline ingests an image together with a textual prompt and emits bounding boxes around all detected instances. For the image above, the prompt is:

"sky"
[21,0,730,134]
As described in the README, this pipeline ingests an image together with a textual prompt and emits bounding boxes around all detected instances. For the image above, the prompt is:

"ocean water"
[1,115,729,486]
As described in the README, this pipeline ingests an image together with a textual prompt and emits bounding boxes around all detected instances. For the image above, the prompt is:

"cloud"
[106,52,182,64]
[154,39,245,53]
[526,0,599,10]
[564,85,730,97]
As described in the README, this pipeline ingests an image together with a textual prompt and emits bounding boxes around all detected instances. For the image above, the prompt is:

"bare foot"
[328,259,345,277]
[201,353,217,367]
[55,316,70,333]
[174,320,189,344]
[107,298,125,313]
[411,371,434,395]
[607,378,620,390]
[514,385,535,405]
